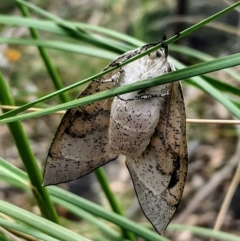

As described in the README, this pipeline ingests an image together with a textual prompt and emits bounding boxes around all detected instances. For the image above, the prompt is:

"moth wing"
[126,81,187,234]
[43,79,119,186]
[43,42,162,186]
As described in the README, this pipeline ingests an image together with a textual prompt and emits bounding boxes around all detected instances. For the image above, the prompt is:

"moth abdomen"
[109,96,161,156]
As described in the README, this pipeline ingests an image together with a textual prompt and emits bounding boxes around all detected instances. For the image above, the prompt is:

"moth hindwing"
[43,41,188,235]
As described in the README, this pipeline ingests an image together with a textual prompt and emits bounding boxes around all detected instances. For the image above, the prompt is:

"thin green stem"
[0,71,59,223]
[52,197,128,241]
[0,200,89,241]
[14,0,125,54]
[15,3,135,239]
[0,218,59,241]
[1,1,240,120]
[16,2,69,103]
[95,168,136,241]
[49,187,170,241]
[16,3,135,240]
[1,52,240,124]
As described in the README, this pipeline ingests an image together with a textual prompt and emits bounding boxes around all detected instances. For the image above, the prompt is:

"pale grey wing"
[43,80,119,186]
[126,81,187,234]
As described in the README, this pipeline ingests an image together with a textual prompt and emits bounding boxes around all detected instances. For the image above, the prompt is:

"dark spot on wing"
[167,155,180,189]
[156,51,162,58]
[156,164,168,175]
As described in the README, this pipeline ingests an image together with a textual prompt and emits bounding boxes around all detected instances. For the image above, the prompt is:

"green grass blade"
[0,72,58,223]
[0,37,118,60]
[94,168,136,241]
[6,7,132,239]
[13,0,125,54]
[231,99,240,108]
[48,187,171,241]
[3,157,238,241]
[0,157,28,181]
[0,157,168,241]
[0,15,68,35]
[164,1,240,45]
[1,37,239,96]
[0,56,121,119]
[0,158,128,241]
[168,224,240,241]
[0,218,59,241]
[12,5,134,239]
[0,200,90,241]
[186,76,239,117]
[0,231,12,241]
[12,0,240,49]
[1,1,240,120]
[1,52,239,124]
[170,44,240,82]
[16,2,69,104]
[199,75,240,96]
[1,13,239,83]
[94,169,124,217]
[0,15,133,51]
[95,169,136,240]
[52,197,128,241]
[0,157,29,190]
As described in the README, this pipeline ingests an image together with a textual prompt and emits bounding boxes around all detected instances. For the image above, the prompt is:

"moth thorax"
[109,97,161,157]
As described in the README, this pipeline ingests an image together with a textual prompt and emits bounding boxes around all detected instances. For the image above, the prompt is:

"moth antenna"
[173,31,181,39]
[116,94,131,102]
[162,35,167,42]
[161,35,168,57]
[164,44,169,58]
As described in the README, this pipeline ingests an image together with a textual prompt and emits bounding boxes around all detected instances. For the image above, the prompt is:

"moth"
[43,41,188,235]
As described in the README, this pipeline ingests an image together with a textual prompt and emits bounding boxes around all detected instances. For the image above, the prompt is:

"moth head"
[149,46,168,61]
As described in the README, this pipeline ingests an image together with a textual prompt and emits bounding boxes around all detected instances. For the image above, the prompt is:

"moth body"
[109,97,161,157]
[109,49,172,156]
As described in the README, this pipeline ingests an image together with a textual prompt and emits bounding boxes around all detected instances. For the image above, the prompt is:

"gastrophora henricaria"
[43,40,188,235]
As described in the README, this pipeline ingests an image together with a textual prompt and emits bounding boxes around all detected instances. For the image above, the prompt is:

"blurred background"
[0,1,240,240]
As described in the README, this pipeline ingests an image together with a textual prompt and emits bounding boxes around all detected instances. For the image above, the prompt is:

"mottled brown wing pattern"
[126,81,187,234]
[43,80,119,186]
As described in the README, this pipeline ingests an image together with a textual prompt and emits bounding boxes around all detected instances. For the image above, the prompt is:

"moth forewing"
[43,78,119,186]
[43,44,156,186]
[43,41,188,235]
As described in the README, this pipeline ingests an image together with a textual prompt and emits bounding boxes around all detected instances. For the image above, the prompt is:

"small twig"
[186,119,240,124]
[0,105,66,115]
[1,105,240,125]
[175,127,240,223]
[210,158,240,241]
[0,226,29,241]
